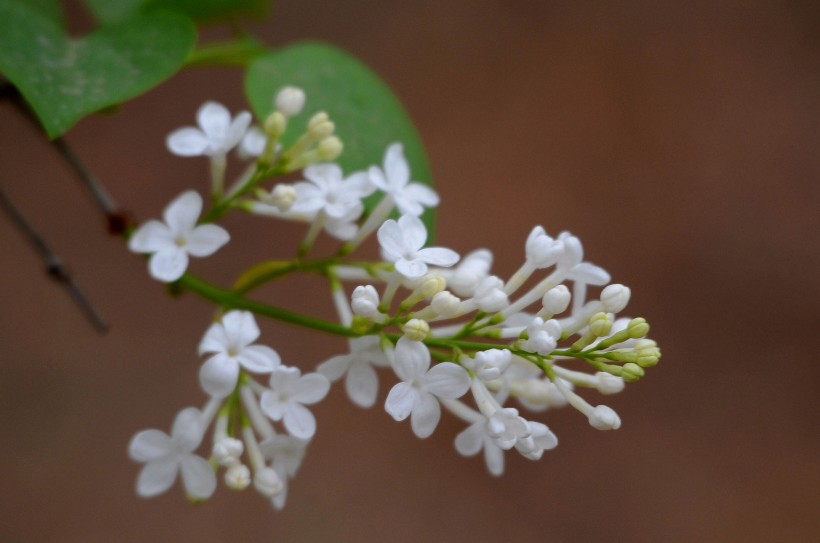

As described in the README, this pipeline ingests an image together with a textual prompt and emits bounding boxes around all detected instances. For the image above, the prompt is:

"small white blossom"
[369,143,439,216]
[225,464,251,490]
[212,437,244,467]
[600,284,631,313]
[430,291,461,317]
[253,467,284,497]
[541,285,571,315]
[351,285,381,318]
[438,249,493,298]
[198,310,281,398]
[128,407,216,500]
[166,101,251,157]
[464,349,512,381]
[291,163,374,219]
[472,275,509,312]
[513,421,558,460]
[317,336,389,408]
[260,366,330,439]
[454,418,505,476]
[128,191,229,282]
[522,317,562,356]
[259,435,308,510]
[385,338,471,438]
[526,226,564,268]
[378,214,459,279]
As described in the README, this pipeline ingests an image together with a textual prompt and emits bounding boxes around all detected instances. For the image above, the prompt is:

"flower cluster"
[128,87,661,508]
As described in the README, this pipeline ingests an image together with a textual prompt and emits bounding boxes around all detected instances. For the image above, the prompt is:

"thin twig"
[0,186,109,333]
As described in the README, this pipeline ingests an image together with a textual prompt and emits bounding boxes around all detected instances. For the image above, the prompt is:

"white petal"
[171,407,205,451]
[197,101,231,141]
[199,355,239,398]
[179,454,217,499]
[368,165,388,191]
[454,423,484,456]
[260,391,285,421]
[136,457,178,497]
[345,362,378,408]
[238,126,266,158]
[166,127,209,156]
[570,262,611,285]
[129,430,172,462]
[395,259,428,279]
[317,354,353,382]
[376,219,405,260]
[186,224,230,257]
[304,163,342,191]
[290,373,330,405]
[417,247,459,267]
[383,143,409,188]
[423,363,471,399]
[163,191,202,235]
[148,248,188,282]
[393,337,430,381]
[283,403,317,440]
[128,221,174,254]
[237,345,280,373]
[410,392,441,438]
[225,111,252,150]
[343,171,376,197]
[384,382,416,421]
[221,310,260,349]
[484,441,505,476]
[198,322,229,355]
[397,214,427,251]
[403,183,439,207]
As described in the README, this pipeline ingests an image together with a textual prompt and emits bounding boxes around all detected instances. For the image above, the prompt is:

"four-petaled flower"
[260,366,330,440]
[128,190,230,282]
[385,337,471,438]
[378,214,459,279]
[318,336,390,408]
[291,163,374,220]
[198,310,281,398]
[166,101,252,158]
[369,143,439,216]
[128,407,216,499]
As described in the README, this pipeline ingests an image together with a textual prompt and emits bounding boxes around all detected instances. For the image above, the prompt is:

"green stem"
[184,37,268,68]
[178,273,357,337]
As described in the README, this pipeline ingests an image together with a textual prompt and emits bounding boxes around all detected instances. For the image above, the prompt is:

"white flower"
[525,226,564,269]
[166,101,252,157]
[317,336,389,408]
[464,349,511,381]
[128,191,230,282]
[369,143,439,216]
[486,407,531,449]
[198,310,281,398]
[454,419,505,476]
[541,285,571,315]
[384,337,471,438]
[260,366,330,439]
[437,249,493,298]
[259,435,308,510]
[513,421,558,460]
[350,285,381,318]
[128,407,216,500]
[378,214,459,279]
[291,163,374,219]
[522,317,562,356]
[472,275,509,312]
[556,231,610,285]
[600,284,631,313]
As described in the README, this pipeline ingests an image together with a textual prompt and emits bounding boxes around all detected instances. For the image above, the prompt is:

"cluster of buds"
[127,86,661,508]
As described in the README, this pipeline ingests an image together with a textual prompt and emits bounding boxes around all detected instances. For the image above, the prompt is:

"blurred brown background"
[1,1,818,542]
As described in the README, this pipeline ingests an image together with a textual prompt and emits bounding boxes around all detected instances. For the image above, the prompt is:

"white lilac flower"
[513,421,558,460]
[291,163,374,219]
[260,435,308,510]
[437,249,493,298]
[378,214,459,279]
[260,366,330,440]
[198,310,281,398]
[128,190,230,282]
[464,349,512,381]
[600,284,631,313]
[522,317,562,356]
[369,143,439,216]
[166,101,252,158]
[384,337,471,438]
[472,275,509,312]
[317,336,390,408]
[525,226,564,269]
[455,418,505,476]
[128,407,216,500]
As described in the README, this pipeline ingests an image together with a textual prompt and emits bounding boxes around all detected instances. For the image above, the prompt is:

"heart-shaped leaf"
[0,1,197,138]
[245,42,436,236]
[83,0,271,25]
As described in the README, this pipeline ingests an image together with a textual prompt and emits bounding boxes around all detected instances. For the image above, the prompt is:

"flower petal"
[484,441,505,476]
[259,390,285,421]
[417,247,459,267]
[237,345,280,373]
[149,248,188,282]
[423,362,471,399]
[395,258,428,279]
[166,127,209,156]
[397,214,427,251]
[197,101,231,141]
[221,310,260,349]
[317,354,353,382]
[393,337,430,381]
[343,170,376,198]
[384,382,416,421]
[199,355,239,398]
[163,191,202,235]
[345,361,378,408]
[129,430,172,462]
[384,143,409,188]
[290,373,330,405]
[186,224,230,257]
[128,221,174,254]
[304,163,342,191]
[410,391,441,439]
[283,403,317,440]
[179,454,217,500]
[376,219,405,260]
[198,322,229,355]
[403,183,439,207]
[454,422,484,456]
[136,457,178,498]
[171,407,205,451]
[570,262,611,285]
[225,111,252,150]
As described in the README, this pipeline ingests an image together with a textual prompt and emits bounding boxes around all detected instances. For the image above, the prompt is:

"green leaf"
[0,1,197,138]
[143,0,270,22]
[245,42,436,235]
[21,0,64,27]
[81,0,144,24]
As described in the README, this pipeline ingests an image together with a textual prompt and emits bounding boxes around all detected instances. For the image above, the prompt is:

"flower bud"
[264,111,287,138]
[588,312,612,338]
[225,464,251,490]
[595,372,625,395]
[275,85,306,117]
[588,405,621,430]
[525,226,563,268]
[542,285,570,315]
[635,339,660,367]
[473,276,509,312]
[600,284,631,313]
[212,437,244,467]
[317,136,343,160]
[430,291,461,317]
[470,349,512,381]
[259,184,297,212]
[420,274,446,298]
[307,111,329,131]
[253,467,283,497]
[403,319,430,341]
[351,285,380,318]
[627,317,649,339]
[621,362,645,382]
